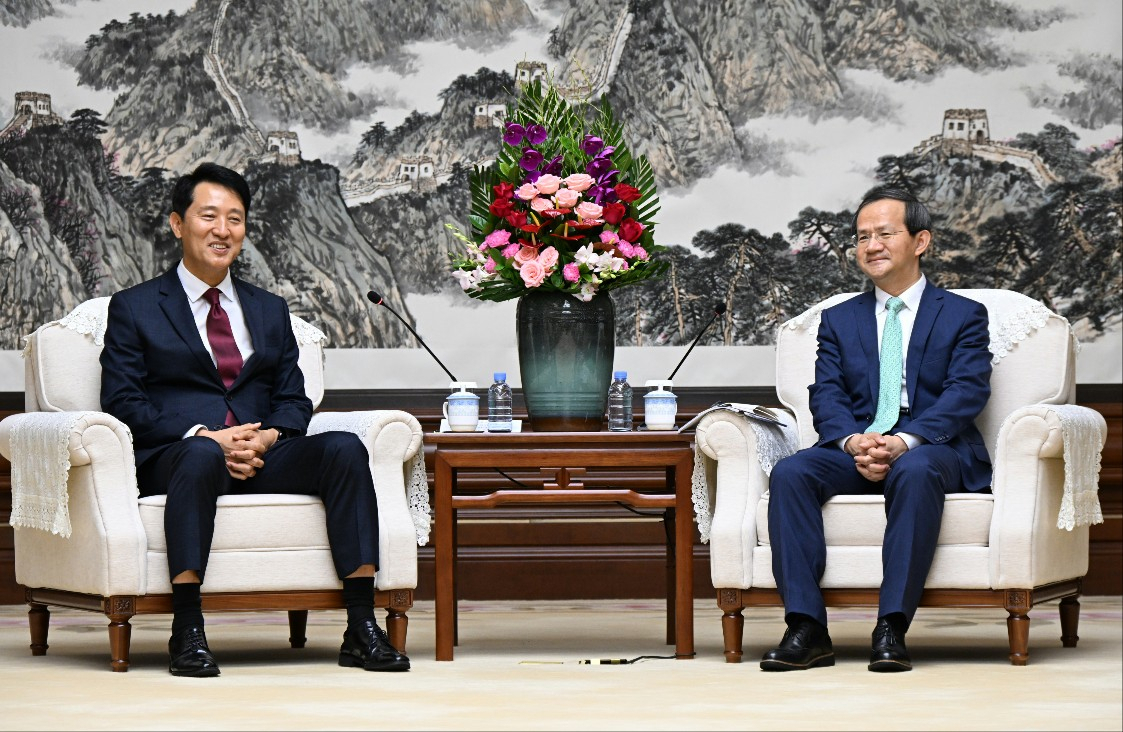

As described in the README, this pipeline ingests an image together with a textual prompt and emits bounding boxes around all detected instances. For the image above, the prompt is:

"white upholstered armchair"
[0,298,430,671]
[694,289,1106,665]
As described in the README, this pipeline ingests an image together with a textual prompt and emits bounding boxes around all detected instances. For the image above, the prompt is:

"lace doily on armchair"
[987,301,1079,364]
[1052,404,1105,530]
[307,411,431,545]
[692,417,798,544]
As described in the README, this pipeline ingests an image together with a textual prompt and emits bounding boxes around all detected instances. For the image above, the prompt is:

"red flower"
[614,184,642,203]
[493,182,514,199]
[505,210,528,228]
[602,201,626,225]
[619,217,644,242]
[489,198,514,217]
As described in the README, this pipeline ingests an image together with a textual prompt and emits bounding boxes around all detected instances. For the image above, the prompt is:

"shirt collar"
[177,261,235,303]
[875,274,926,313]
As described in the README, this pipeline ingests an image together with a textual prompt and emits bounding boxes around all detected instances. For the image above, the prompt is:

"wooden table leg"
[663,504,675,645]
[674,452,695,659]
[434,454,455,661]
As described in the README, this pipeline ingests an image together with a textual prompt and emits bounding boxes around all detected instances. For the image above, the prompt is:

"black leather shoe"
[869,617,912,672]
[760,619,835,671]
[339,619,410,672]
[168,626,220,677]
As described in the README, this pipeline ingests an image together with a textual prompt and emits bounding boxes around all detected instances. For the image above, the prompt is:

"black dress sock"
[171,582,204,636]
[342,576,376,628]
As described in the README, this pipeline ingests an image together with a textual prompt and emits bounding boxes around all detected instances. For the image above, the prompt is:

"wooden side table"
[428,430,696,661]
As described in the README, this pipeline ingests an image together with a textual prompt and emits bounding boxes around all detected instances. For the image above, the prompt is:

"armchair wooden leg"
[385,589,412,654]
[105,600,135,673]
[288,610,309,648]
[28,603,49,656]
[1059,595,1080,648]
[717,589,745,663]
[1004,590,1031,666]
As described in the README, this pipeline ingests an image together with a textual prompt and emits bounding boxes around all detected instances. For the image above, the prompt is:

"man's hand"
[198,422,279,480]
[845,432,909,482]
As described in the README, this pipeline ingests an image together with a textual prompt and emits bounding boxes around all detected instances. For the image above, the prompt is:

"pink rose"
[501,242,520,258]
[530,196,553,213]
[563,262,581,283]
[555,188,580,208]
[564,173,595,192]
[538,246,559,269]
[515,183,539,201]
[483,229,511,250]
[520,260,546,287]
[574,202,603,221]
[514,246,539,266]
[534,174,562,195]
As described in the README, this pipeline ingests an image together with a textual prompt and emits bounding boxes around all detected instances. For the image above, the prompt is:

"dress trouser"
[767,425,964,629]
[137,432,379,582]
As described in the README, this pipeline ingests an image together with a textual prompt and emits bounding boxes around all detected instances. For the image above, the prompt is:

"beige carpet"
[1,597,1120,731]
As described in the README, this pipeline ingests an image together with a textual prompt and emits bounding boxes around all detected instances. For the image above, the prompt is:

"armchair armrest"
[989,403,1107,588]
[694,408,797,589]
[308,410,426,590]
[0,411,148,596]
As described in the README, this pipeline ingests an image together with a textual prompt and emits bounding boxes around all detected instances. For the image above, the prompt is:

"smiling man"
[100,163,409,677]
[760,186,993,673]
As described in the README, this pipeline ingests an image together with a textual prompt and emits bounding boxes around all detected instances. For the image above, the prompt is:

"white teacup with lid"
[643,380,677,430]
[443,382,479,432]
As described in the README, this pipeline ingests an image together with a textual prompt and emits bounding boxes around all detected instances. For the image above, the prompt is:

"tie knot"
[886,297,904,314]
[204,288,222,307]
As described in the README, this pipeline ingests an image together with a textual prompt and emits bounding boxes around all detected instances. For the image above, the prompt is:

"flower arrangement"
[448,81,666,302]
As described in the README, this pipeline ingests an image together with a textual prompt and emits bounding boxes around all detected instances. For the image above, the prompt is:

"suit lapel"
[906,284,944,405]
[157,269,218,379]
[853,291,879,402]
[233,278,263,386]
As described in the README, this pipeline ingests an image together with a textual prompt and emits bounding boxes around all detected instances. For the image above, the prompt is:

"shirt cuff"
[896,431,923,451]
[185,424,207,439]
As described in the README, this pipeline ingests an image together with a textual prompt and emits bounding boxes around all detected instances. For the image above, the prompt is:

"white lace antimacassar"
[24,296,328,352]
[692,415,799,544]
[307,411,431,546]
[8,411,103,538]
[1051,404,1105,530]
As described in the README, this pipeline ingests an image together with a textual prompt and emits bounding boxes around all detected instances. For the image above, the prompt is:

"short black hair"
[170,162,251,219]
[852,185,931,236]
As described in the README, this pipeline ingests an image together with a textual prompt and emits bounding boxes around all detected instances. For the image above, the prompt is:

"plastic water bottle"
[487,372,513,432]
[607,371,633,431]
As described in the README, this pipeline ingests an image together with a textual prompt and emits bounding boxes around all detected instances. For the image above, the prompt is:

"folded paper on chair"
[678,402,783,433]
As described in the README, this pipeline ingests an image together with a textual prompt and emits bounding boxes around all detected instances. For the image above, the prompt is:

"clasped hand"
[845,432,909,482]
[198,422,280,480]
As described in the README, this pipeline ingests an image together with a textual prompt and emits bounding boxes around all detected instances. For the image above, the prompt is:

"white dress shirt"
[178,261,255,436]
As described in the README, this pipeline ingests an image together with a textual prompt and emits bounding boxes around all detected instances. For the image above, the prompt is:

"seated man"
[761,186,992,673]
[100,162,409,677]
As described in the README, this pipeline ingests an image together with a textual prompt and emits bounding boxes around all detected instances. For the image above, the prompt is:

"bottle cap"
[494,372,506,381]
[613,371,627,380]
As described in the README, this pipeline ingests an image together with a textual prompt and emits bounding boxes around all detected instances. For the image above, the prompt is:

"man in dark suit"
[761,186,992,673]
[100,163,409,677]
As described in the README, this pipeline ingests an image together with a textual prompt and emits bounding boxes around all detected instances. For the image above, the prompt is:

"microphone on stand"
[366,290,458,382]
[667,302,727,381]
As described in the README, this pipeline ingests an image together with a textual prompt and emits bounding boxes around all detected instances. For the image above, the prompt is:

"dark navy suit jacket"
[807,284,993,492]
[100,268,313,467]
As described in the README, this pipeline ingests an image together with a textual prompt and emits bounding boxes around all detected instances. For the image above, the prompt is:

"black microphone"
[366,290,458,382]
[667,302,727,381]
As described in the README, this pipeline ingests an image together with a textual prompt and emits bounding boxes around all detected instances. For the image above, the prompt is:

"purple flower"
[519,148,544,171]
[541,155,564,176]
[586,184,605,205]
[597,169,620,186]
[523,169,542,184]
[525,124,548,145]
[600,145,616,158]
[586,156,612,178]
[503,123,525,146]
[581,135,604,156]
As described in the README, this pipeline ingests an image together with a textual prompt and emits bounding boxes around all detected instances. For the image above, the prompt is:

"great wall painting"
[0,0,1120,389]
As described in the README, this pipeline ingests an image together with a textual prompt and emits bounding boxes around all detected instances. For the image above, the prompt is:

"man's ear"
[169,211,183,238]
[913,230,931,257]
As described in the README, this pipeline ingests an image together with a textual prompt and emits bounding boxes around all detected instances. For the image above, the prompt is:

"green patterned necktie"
[866,297,905,434]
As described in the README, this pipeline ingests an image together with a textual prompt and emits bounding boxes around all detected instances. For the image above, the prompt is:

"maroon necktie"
[203,288,243,426]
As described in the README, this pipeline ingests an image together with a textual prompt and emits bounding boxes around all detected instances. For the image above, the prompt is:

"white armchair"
[0,299,429,672]
[695,289,1106,665]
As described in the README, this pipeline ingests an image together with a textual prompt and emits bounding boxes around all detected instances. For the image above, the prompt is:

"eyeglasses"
[852,230,906,246]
